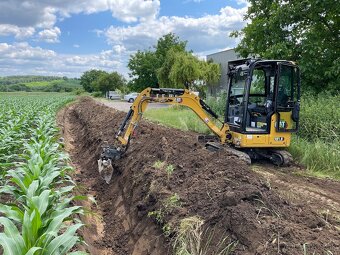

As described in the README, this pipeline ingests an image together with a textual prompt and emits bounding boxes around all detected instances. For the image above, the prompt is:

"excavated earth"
[57,97,340,255]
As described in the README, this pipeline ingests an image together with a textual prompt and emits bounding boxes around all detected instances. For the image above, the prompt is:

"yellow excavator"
[98,59,301,183]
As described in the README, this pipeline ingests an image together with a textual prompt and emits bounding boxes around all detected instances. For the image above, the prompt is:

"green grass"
[289,137,340,179]
[287,93,340,179]
[298,93,339,143]
[24,79,81,88]
[0,79,81,92]
[144,106,214,134]
[24,81,53,87]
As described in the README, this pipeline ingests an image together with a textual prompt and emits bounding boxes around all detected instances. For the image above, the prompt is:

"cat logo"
[274,137,284,141]
[279,120,287,129]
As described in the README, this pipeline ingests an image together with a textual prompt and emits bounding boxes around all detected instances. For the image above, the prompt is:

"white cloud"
[37,27,61,43]
[64,50,121,68]
[0,24,35,39]
[0,42,129,77]
[236,0,249,6]
[112,45,127,55]
[0,0,160,41]
[104,6,247,52]
[0,42,56,60]
[0,0,160,28]
[0,1,247,78]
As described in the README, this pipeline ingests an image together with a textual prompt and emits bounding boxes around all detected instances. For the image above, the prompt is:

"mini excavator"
[98,59,301,183]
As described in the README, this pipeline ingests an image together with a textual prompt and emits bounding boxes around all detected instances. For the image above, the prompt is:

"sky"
[0,0,249,78]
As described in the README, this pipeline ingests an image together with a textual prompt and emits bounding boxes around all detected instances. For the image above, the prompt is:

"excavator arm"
[98,87,231,183]
[117,87,230,146]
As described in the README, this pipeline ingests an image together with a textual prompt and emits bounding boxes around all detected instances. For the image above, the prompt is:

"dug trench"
[58,97,340,255]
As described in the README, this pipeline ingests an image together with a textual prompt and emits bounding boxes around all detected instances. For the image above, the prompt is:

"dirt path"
[58,98,340,255]
[97,99,170,112]
[253,164,340,224]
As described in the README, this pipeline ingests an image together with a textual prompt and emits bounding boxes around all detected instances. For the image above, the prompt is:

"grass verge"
[144,106,213,134]
[288,136,340,179]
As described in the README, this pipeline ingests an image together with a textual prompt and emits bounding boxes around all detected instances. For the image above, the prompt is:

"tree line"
[80,33,221,95]
[0,76,76,86]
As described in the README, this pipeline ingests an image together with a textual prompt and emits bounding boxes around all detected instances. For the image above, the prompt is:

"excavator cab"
[226,59,300,163]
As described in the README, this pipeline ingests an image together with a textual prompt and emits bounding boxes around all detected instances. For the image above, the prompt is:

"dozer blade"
[98,145,123,184]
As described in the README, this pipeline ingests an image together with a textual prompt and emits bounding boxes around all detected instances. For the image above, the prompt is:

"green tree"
[231,0,340,93]
[128,33,187,92]
[155,33,187,63]
[158,49,200,88]
[80,69,107,92]
[157,49,220,89]
[93,71,126,94]
[128,50,159,91]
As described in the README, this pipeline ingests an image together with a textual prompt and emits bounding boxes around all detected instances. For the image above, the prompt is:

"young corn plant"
[0,94,85,254]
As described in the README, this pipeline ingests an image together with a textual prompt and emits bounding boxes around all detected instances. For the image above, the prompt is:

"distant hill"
[0,75,82,92]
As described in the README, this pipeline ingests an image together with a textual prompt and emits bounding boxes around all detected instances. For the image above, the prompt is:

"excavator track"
[205,142,251,165]
[270,149,293,166]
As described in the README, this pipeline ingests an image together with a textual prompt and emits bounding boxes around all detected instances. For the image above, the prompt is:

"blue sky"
[0,0,248,77]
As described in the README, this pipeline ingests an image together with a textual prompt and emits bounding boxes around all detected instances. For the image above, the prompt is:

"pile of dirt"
[58,97,340,255]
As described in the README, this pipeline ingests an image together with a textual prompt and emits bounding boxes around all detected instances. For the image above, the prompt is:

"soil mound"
[59,97,340,255]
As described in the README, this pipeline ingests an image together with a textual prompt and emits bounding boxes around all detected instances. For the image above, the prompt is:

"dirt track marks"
[253,166,340,221]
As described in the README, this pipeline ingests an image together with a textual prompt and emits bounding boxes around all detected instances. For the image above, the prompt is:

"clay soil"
[57,97,340,255]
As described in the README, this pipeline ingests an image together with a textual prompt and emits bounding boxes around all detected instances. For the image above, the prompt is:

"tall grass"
[174,216,237,255]
[289,137,339,178]
[288,93,340,179]
[144,106,212,134]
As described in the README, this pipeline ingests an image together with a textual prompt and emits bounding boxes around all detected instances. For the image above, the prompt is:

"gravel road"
[97,99,170,112]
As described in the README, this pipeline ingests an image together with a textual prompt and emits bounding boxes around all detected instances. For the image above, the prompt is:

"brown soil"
[58,97,340,255]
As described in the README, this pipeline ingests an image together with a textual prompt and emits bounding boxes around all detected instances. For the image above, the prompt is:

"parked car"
[106,91,121,100]
[124,92,139,103]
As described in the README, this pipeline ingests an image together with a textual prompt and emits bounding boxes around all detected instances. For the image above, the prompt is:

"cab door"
[275,64,300,132]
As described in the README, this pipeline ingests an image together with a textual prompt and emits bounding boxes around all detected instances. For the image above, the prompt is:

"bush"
[0,83,31,92]
[206,92,227,118]
[73,88,86,95]
[91,91,103,97]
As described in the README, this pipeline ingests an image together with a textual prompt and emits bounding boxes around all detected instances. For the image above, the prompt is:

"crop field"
[0,94,86,254]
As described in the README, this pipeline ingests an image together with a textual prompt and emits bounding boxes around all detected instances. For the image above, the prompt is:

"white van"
[106,91,121,100]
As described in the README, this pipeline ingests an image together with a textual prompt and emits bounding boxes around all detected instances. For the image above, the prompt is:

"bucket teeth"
[98,158,114,184]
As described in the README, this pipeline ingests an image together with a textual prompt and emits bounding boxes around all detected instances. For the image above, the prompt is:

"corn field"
[0,94,86,254]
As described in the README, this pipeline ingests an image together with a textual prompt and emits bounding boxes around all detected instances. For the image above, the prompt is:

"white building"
[206,49,243,97]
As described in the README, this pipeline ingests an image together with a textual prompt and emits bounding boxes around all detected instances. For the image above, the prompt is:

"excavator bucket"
[97,144,123,184]
[98,158,114,184]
